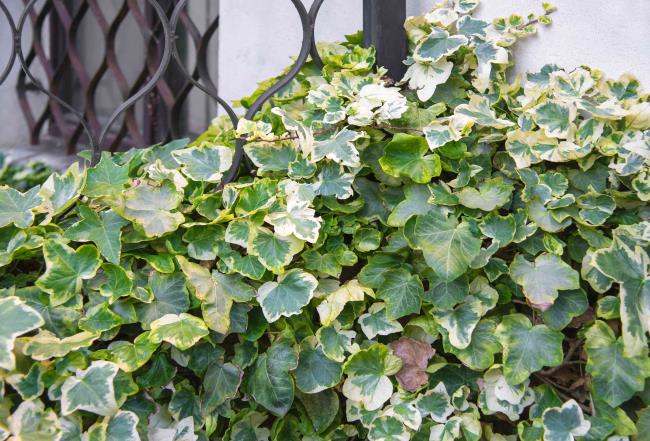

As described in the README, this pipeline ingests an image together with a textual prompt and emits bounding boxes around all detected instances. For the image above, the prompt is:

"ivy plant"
[1,1,650,440]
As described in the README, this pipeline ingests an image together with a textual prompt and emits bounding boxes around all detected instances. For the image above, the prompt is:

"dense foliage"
[2,1,650,439]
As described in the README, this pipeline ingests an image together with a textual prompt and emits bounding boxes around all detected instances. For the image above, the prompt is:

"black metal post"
[363,0,407,81]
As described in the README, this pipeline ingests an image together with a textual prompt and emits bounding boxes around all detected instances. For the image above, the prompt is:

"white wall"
[218,0,650,110]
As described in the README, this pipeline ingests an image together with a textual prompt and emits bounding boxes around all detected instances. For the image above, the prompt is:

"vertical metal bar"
[363,0,406,81]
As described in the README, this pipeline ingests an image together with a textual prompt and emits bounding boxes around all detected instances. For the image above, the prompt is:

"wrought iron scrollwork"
[0,0,325,185]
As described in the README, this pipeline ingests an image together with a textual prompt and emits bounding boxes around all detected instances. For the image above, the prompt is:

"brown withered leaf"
[389,336,435,392]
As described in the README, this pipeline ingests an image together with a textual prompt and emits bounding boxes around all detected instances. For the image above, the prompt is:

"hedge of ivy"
[1,1,650,440]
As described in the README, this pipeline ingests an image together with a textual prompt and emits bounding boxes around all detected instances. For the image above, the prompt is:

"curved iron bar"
[0,1,17,85]
[221,0,324,186]
[96,0,172,164]
[309,0,325,69]
[169,0,238,128]
[9,0,327,173]
[16,0,96,162]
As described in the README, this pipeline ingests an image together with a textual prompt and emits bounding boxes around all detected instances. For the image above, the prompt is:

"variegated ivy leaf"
[542,399,591,441]
[424,6,458,27]
[388,183,435,227]
[432,276,498,349]
[413,27,467,63]
[349,84,408,126]
[509,253,580,310]
[312,128,364,167]
[23,330,99,361]
[105,411,141,441]
[405,209,482,281]
[541,289,589,331]
[584,320,650,408]
[97,332,160,372]
[317,279,370,326]
[248,227,304,273]
[83,152,130,198]
[225,411,269,441]
[244,141,297,173]
[266,196,322,244]
[379,133,441,184]
[496,314,564,385]
[442,317,501,370]
[576,192,615,226]
[317,161,355,199]
[423,122,455,150]
[402,58,453,102]
[316,323,358,362]
[533,101,576,139]
[457,176,513,211]
[249,337,298,416]
[342,343,402,411]
[478,366,535,421]
[172,143,234,182]
[367,416,409,441]
[135,271,190,328]
[473,41,508,93]
[148,413,197,441]
[114,180,185,237]
[0,228,43,268]
[307,84,347,124]
[416,382,454,423]
[38,163,83,221]
[177,256,254,334]
[65,206,129,264]
[454,0,479,14]
[258,269,318,322]
[592,231,650,356]
[0,296,44,370]
[0,185,42,229]
[149,313,209,351]
[202,362,243,412]
[505,130,553,168]
[234,178,278,215]
[454,95,514,129]
[294,340,343,394]
[376,268,424,319]
[6,400,61,441]
[359,302,404,340]
[35,241,101,306]
[61,361,119,416]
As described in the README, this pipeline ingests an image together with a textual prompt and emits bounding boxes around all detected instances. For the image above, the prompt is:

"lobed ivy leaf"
[496,314,564,385]
[249,338,298,416]
[342,343,402,410]
[510,253,580,310]
[257,269,318,322]
[0,296,44,370]
[36,241,101,306]
[584,320,650,407]
[65,206,129,264]
[149,313,209,351]
[0,186,42,229]
[379,133,441,183]
[60,361,119,416]
[83,153,130,198]
[542,399,591,441]
[405,209,482,281]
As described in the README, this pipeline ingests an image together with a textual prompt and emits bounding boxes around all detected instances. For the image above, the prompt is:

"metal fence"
[0,0,406,183]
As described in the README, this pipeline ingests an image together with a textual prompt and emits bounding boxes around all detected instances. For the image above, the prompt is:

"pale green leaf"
[61,361,119,416]
[257,269,317,322]
[0,296,44,370]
